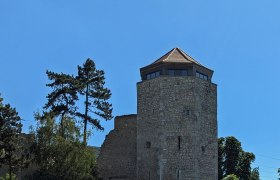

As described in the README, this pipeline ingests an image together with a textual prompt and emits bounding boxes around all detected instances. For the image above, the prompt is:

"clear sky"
[1,1,280,179]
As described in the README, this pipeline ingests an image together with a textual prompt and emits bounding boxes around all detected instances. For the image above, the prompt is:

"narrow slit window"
[178,136,181,150]
[146,141,151,148]
[176,169,180,180]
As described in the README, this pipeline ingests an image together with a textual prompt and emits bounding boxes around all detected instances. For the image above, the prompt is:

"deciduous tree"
[219,137,225,179]
[222,174,239,180]
[30,113,97,180]
[219,136,259,180]
[224,136,241,176]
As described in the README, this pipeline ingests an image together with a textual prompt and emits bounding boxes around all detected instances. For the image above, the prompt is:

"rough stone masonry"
[98,48,218,180]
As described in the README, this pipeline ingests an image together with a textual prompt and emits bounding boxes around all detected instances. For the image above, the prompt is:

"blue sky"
[1,1,280,179]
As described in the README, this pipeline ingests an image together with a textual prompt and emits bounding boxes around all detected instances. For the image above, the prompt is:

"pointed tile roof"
[152,47,203,66]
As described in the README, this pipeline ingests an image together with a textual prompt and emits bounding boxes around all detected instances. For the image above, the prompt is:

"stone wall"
[98,115,137,180]
[137,76,217,180]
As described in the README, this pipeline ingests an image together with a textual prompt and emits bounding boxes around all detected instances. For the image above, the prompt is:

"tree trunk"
[9,152,12,180]
[60,113,65,138]
[83,84,89,145]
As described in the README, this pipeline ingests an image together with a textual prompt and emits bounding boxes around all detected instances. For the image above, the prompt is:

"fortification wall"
[97,114,137,180]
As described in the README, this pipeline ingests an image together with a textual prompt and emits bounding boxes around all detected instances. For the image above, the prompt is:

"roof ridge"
[163,48,176,62]
[176,48,202,66]
[151,48,175,64]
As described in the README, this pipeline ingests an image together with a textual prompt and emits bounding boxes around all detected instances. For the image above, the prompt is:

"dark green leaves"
[219,136,259,180]
[76,58,113,144]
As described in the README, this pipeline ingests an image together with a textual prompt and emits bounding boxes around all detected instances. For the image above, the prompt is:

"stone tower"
[137,48,217,180]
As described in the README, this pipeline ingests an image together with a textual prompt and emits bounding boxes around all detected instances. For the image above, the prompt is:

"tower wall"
[137,76,217,180]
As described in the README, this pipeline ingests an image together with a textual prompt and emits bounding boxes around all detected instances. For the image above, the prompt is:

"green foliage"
[0,95,29,177]
[219,136,259,180]
[44,71,78,138]
[222,174,239,180]
[249,168,260,180]
[218,137,225,180]
[0,173,17,180]
[30,113,98,180]
[76,59,113,144]
[44,59,113,145]
[238,151,255,179]
[224,136,242,175]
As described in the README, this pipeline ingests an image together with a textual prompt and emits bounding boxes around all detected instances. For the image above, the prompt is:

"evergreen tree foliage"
[30,113,97,180]
[218,136,259,180]
[76,59,113,144]
[44,71,78,138]
[0,95,28,179]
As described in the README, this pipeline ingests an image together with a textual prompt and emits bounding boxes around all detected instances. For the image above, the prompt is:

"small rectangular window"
[146,71,160,80]
[155,71,160,77]
[168,69,175,76]
[181,70,187,76]
[168,69,188,76]
[146,141,151,148]
[203,75,208,80]
[196,71,208,81]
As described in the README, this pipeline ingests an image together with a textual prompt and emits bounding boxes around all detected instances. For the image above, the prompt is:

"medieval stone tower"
[98,48,218,180]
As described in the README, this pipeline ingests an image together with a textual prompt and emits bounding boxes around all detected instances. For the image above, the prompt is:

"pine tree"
[44,71,78,138]
[76,59,113,145]
[0,95,24,179]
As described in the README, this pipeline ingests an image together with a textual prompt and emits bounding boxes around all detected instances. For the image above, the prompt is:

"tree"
[219,136,259,180]
[249,168,260,180]
[222,174,239,180]
[224,136,241,176]
[0,95,27,179]
[44,71,78,138]
[219,137,225,179]
[30,113,98,180]
[76,59,113,145]
[238,152,255,179]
